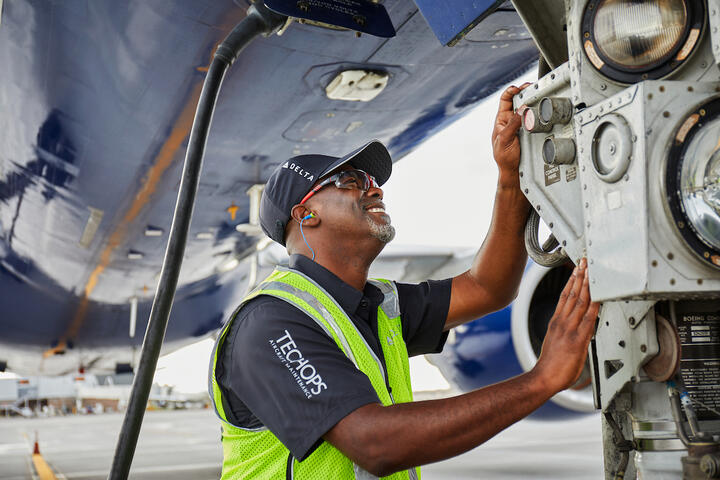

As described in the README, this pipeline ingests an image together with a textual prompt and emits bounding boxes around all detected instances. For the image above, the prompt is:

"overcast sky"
[154,69,537,394]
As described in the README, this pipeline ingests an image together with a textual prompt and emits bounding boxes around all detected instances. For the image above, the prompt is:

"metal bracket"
[576,85,639,126]
[593,301,659,411]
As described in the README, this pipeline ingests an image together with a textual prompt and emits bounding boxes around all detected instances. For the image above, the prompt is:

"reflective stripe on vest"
[209,267,420,480]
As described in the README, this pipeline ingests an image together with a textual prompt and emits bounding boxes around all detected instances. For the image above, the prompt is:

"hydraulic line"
[524,209,569,267]
[668,381,693,446]
[108,4,285,479]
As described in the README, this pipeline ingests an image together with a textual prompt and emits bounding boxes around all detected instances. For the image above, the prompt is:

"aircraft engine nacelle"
[430,262,596,419]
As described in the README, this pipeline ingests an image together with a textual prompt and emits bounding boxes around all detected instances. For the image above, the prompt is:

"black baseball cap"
[259,140,392,245]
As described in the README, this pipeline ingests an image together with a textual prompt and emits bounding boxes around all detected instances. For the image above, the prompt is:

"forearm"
[469,176,530,295]
[446,177,531,329]
[331,369,554,476]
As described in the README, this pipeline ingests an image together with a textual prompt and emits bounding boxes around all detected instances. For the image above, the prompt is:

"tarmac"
[0,409,603,479]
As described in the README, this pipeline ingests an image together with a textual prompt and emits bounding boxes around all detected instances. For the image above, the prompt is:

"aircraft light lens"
[679,119,720,250]
[591,0,688,70]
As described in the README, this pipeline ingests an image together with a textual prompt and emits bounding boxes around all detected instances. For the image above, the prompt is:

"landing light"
[582,0,702,83]
[667,98,720,268]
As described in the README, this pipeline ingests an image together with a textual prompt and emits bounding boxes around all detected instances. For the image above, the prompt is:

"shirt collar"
[288,254,382,314]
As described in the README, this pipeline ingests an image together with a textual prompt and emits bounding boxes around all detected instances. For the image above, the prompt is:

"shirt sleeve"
[395,278,452,356]
[221,296,381,460]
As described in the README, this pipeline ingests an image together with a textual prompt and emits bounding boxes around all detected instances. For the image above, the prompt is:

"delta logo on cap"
[282,161,315,182]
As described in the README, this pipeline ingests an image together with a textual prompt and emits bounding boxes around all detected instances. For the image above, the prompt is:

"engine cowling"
[428,261,596,418]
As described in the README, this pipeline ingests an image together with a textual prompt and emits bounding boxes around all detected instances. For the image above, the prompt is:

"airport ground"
[0,409,603,479]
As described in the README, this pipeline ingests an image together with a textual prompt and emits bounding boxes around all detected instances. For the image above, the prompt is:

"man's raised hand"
[491,83,531,183]
[534,258,601,393]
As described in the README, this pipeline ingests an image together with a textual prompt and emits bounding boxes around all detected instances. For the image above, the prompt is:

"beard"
[366,214,395,243]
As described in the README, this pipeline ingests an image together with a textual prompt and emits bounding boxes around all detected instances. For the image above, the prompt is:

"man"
[209,85,599,479]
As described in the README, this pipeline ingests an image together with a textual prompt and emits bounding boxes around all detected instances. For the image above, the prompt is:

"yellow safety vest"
[209,267,420,479]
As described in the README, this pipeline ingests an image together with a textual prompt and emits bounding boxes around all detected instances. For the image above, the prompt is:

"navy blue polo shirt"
[216,254,451,461]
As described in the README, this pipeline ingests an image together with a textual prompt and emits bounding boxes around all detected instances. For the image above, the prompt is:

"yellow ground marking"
[32,454,58,480]
[21,431,58,480]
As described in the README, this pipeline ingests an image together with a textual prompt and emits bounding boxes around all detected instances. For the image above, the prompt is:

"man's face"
[309,165,395,245]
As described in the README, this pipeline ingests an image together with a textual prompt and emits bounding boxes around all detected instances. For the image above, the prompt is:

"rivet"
[600,83,607,91]
[585,202,589,208]
[619,340,625,348]
[659,86,665,92]
[640,344,647,353]
[667,252,674,260]
[583,184,587,190]
[562,240,567,247]
[629,317,636,325]
[663,111,670,118]
[670,278,676,285]
[651,260,658,267]
[549,222,554,228]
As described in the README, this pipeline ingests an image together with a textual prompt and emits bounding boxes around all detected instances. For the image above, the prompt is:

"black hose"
[108,4,285,479]
[524,209,569,267]
[603,411,633,480]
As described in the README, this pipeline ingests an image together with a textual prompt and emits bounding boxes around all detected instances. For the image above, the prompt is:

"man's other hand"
[492,83,531,186]
[533,258,600,393]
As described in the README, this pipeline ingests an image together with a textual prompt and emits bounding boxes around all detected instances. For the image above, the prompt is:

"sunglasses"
[299,169,379,205]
